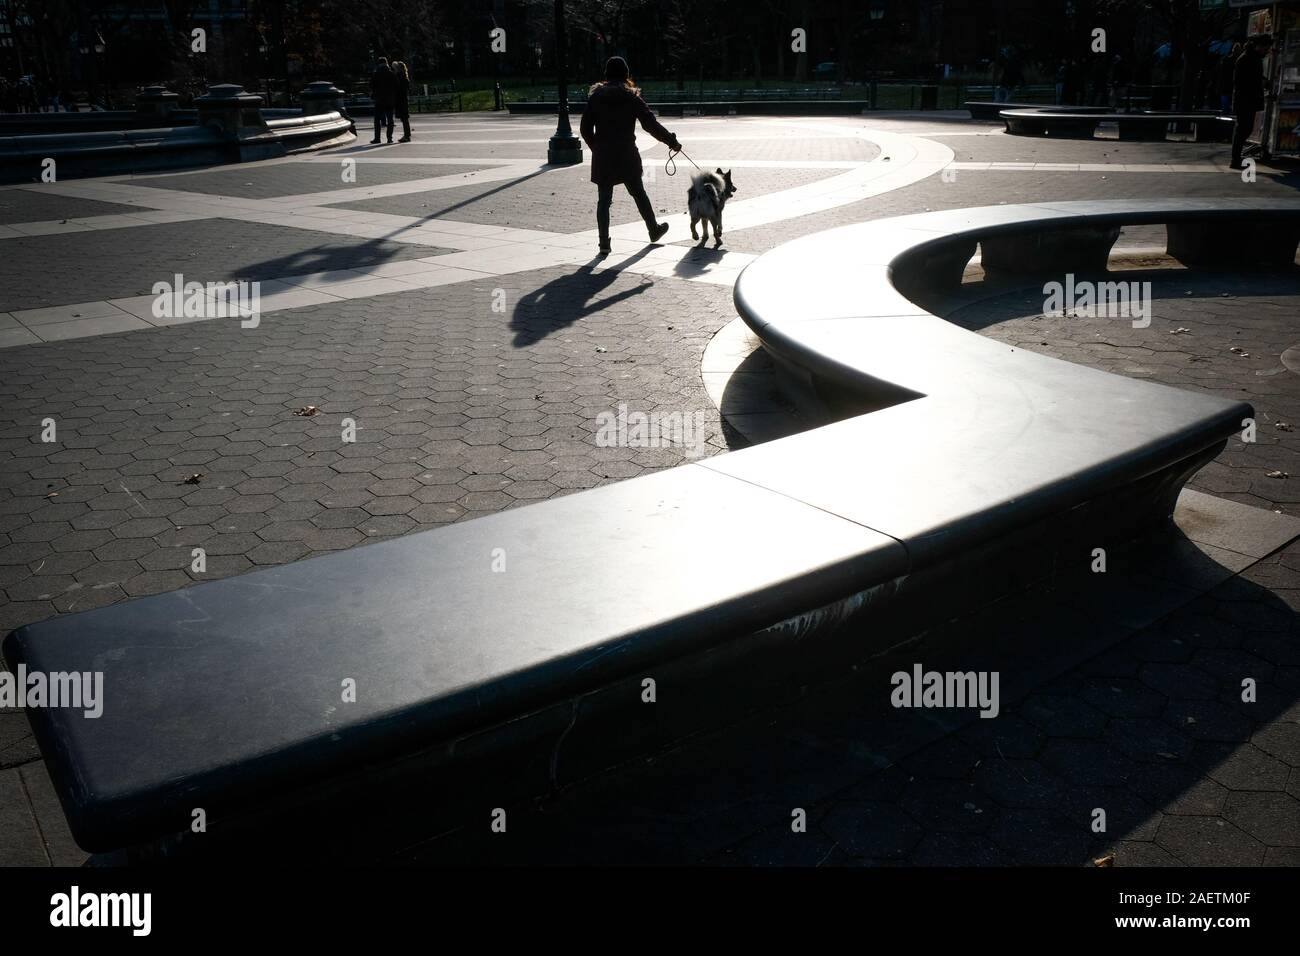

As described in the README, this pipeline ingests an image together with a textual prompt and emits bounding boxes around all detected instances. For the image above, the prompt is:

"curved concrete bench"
[731,198,1296,564]
[5,200,1294,857]
[966,101,1107,121]
[1001,108,1234,142]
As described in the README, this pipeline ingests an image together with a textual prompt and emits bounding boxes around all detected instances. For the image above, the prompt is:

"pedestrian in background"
[1230,35,1271,170]
[1219,43,1242,114]
[393,60,412,143]
[370,56,396,144]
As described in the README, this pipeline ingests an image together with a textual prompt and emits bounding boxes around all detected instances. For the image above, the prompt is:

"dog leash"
[665,146,702,177]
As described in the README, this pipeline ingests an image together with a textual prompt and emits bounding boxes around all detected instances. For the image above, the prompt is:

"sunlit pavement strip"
[0,114,1245,345]
[0,117,951,346]
[948,161,1233,173]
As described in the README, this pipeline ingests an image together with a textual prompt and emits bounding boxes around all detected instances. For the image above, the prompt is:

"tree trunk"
[796,0,808,81]
[837,0,848,83]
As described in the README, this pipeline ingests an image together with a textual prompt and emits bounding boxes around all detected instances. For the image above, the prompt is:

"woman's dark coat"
[371,64,395,109]
[395,74,410,119]
[1232,47,1266,114]
[579,83,676,186]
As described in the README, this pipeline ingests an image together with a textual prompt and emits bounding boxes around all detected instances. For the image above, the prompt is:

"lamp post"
[258,36,270,106]
[78,41,92,108]
[547,0,582,165]
[93,32,107,108]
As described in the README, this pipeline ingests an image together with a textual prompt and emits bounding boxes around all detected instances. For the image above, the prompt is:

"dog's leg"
[699,217,709,246]
[690,214,699,241]
[712,215,723,248]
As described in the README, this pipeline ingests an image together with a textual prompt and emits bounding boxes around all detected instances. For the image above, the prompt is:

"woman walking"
[579,57,683,255]
[393,61,412,143]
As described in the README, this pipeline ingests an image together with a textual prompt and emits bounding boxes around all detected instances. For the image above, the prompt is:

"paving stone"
[818,801,924,860]
[1163,699,1253,743]
[1206,744,1291,792]
[985,808,1093,865]
[1080,677,1167,719]
[0,713,39,769]
[717,822,840,867]
[18,763,87,866]
[1222,791,1300,847]
[0,768,46,865]
[1155,816,1265,866]
[1109,840,1180,866]
[971,758,1064,810]
[1106,718,1194,763]
[899,735,981,780]
[1251,720,1300,768]
[900,779,996,835]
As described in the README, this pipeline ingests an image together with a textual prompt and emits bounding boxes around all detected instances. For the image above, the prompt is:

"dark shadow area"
[376,166,550,233]
[386,526,1298,865]
[229,235,416,286]
[714,344,807,451]
[671,245,735,278]
[224,169,553,283]
[913,262,1300,333]
[509,250,654,347]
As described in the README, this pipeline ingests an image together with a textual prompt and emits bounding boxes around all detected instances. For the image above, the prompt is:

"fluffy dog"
[687,168,737,247]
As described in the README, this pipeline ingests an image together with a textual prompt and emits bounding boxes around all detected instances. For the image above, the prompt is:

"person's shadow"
[510,249,655,347]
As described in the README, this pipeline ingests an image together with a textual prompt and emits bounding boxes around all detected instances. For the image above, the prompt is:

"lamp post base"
[547,132,584,166]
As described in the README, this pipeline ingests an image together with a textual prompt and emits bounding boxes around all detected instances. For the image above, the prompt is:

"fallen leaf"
[293,405,320,417]
[1169,327,1190,334]
[1266,470,1289,479]
[1275,421,1293,432]
[181,473,205,485]
[1093,854,1115,867]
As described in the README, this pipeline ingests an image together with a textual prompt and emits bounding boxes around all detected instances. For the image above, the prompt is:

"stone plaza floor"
[0,111,1297,865]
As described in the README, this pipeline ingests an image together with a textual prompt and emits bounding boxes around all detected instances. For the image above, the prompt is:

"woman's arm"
[635,95,681,151]
[580,104,595,151]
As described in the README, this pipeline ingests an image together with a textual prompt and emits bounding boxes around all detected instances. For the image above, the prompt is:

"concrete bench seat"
[966,101,1106,120]
[1001,108,1235,142]
[6,199,1294,858]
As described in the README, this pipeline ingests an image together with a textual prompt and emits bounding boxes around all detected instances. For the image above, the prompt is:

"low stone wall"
[0,82,354,184]
[507,99,871,116]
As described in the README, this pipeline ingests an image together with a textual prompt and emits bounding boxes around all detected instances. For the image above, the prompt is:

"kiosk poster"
[1276,106,1300,155]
